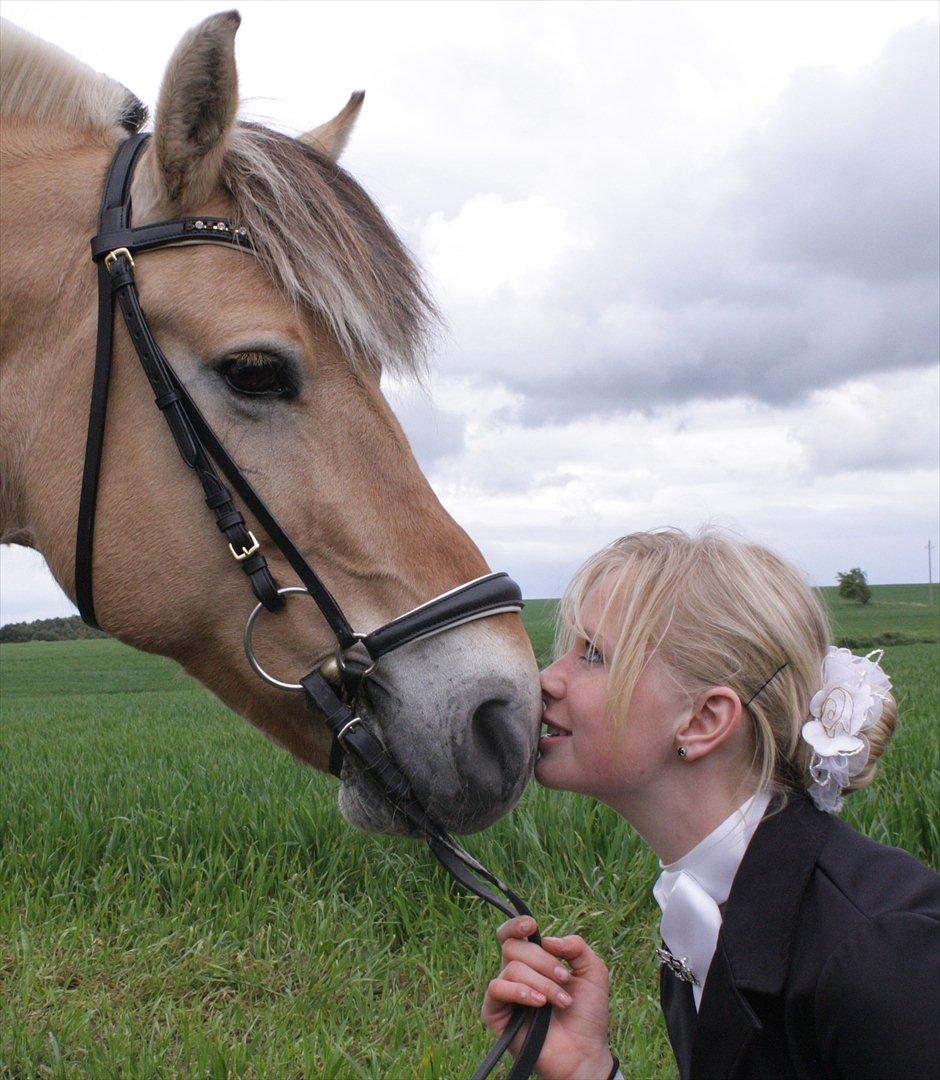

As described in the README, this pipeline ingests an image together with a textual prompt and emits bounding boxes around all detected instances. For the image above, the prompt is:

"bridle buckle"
[229,531,260,561]
[335,716,362,749]
[103,247,135,272]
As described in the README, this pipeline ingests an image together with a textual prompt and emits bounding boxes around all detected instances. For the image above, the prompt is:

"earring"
[676,746,687,758]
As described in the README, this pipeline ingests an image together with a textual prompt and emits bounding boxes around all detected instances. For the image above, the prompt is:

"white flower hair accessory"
[801,647,892,813]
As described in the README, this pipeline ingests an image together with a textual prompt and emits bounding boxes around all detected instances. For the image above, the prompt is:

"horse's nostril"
[471,697,510,766]
[459,696,531,813]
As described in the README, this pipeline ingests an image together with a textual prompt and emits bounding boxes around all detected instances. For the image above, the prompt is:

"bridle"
[75,133,550,1078]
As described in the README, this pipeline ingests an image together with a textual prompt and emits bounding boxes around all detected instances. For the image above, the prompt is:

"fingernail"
[557,990,572,1006]
[554,965,570,982]
[530,990,546,1004]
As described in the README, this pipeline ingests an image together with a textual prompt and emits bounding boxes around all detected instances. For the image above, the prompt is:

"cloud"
[422,194,588,302]
[793,366,940,474]
[739,23,939,285]
[416,21,939,421]
[0,547,77,624]
[406,364,938,595]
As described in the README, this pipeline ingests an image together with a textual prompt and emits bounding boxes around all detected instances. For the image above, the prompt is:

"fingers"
[489,962,574,1009]
[502,937,572,986]
[496,921,606,984]
[481,982,536,1046]
[540,934,609,983]
[496,916,538,944]
[485,975,548,1010]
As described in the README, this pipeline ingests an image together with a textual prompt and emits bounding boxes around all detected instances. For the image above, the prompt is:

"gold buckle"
[103,247,135,272]
[229,531,260,561]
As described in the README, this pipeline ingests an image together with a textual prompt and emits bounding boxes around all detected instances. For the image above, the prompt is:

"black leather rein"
[75,132,551,1079]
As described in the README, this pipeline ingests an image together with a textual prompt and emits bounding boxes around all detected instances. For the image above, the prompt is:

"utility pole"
[928,539,934,608]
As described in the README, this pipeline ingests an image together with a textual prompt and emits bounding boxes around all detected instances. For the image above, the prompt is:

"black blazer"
[660,794,940,1079]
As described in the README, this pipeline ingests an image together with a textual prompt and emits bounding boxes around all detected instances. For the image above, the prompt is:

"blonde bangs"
[555,534,688,728]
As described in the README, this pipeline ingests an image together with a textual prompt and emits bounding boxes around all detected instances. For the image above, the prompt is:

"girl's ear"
[675,687,743,762]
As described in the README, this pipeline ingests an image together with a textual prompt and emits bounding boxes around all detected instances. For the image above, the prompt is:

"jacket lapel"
[691,940,762,1077]
[689,795,833,1077]
[660,962,698,1079]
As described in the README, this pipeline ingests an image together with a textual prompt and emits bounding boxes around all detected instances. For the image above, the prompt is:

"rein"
[75,132,550,1079]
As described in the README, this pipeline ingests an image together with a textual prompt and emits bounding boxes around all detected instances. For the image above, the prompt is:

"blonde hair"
[556,528,897,801]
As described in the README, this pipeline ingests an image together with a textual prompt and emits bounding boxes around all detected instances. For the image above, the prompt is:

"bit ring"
[244,587,320,691]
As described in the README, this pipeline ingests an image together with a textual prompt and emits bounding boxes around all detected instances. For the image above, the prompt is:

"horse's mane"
[0,19,433,375]
[0,19,147,133]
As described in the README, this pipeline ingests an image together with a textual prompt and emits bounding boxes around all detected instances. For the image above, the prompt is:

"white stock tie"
[655,869,723,1010]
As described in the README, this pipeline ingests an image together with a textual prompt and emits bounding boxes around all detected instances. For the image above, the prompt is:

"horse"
[0,12,541,838]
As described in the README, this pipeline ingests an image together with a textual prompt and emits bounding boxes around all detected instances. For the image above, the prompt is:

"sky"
[2,0,938,623]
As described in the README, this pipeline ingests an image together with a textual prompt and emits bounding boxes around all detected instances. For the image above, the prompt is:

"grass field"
[1,585,937,1077]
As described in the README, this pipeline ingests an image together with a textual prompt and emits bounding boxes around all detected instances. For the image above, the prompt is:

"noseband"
[76,133,550,1079]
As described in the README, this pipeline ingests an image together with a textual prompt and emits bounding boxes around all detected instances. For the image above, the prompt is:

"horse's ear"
[300,92,365,161]
[152,10,240,207]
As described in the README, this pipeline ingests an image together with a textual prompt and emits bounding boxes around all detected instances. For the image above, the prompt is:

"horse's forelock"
[222,124,436,377]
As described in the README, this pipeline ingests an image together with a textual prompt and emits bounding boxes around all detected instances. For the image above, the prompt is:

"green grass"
[517,599,558,670]
[1,590,937,1077]
[821,583,939,647]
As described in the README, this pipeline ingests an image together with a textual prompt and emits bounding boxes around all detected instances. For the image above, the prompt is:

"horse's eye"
[221,354,296,398]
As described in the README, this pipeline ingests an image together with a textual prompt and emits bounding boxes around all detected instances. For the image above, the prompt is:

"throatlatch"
[77,132,551,1079]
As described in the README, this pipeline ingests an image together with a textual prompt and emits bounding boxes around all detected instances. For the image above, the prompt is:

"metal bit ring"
[244,586,321,691]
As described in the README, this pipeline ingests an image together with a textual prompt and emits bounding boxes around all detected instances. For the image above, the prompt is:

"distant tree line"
[0,616,108,643]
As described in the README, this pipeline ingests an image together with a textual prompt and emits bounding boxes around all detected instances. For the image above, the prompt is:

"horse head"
[0,13,541,834]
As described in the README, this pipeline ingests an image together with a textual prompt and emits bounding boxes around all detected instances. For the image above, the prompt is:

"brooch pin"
[656,946,699,985]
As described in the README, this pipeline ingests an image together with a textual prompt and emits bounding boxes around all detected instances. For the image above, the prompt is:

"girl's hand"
[481,916,615,1080]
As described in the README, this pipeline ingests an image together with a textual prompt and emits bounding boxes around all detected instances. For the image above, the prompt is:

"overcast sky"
[2,0,938,623]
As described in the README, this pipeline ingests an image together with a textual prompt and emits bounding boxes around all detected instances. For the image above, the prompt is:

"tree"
[0,616,108,643]
[837,567,872,605]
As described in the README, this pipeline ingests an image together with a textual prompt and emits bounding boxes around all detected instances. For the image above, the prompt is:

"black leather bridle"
[75,132,550,1078]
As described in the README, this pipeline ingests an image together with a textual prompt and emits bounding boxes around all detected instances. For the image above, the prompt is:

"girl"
[482,529,939,1079]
